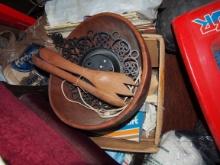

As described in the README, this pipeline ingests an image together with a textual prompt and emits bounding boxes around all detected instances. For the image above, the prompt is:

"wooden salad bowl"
[49,12,151,132]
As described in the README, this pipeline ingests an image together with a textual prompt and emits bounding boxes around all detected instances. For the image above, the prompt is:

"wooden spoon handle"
[32,55,125,107]
[39,48,88,77]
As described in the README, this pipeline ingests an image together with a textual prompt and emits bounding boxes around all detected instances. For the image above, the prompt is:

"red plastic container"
[172,1,220,148]
[0,3,36,30]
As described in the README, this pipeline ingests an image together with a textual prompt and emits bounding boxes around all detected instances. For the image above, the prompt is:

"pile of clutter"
[0,2,159,164]
[0,0,219,165]
[43,1,162,164]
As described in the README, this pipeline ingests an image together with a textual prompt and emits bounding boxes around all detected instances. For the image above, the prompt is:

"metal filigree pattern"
[52,31,141,110]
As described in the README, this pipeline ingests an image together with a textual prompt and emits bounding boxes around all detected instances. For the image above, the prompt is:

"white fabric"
[45,0,162,26]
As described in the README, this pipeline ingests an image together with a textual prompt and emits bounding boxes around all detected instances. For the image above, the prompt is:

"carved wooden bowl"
[49,13,151,131]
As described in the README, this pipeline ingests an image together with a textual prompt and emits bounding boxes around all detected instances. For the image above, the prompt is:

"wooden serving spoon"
[32,48,137,107]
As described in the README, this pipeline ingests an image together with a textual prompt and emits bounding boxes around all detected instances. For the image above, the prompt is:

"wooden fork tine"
[111,84,134,96]
[121,74,136,86]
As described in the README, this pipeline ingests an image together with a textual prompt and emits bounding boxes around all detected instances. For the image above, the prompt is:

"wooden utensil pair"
[32,48,136,107]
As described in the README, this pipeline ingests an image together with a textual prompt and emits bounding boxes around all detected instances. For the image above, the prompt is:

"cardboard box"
[103,110,145,142]
[90,34,165,153]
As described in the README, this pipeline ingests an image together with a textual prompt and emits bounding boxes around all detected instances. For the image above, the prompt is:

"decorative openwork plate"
[49,13,151,131]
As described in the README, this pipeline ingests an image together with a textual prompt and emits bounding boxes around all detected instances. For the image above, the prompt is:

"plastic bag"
[145,131,205,165]
[45,0,162,26]
[0,16,53,68]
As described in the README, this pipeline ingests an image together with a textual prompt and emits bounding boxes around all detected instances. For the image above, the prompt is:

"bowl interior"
[49,13,151,131]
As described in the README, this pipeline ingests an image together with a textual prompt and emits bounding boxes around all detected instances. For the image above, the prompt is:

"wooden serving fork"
[32,48,136,107]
